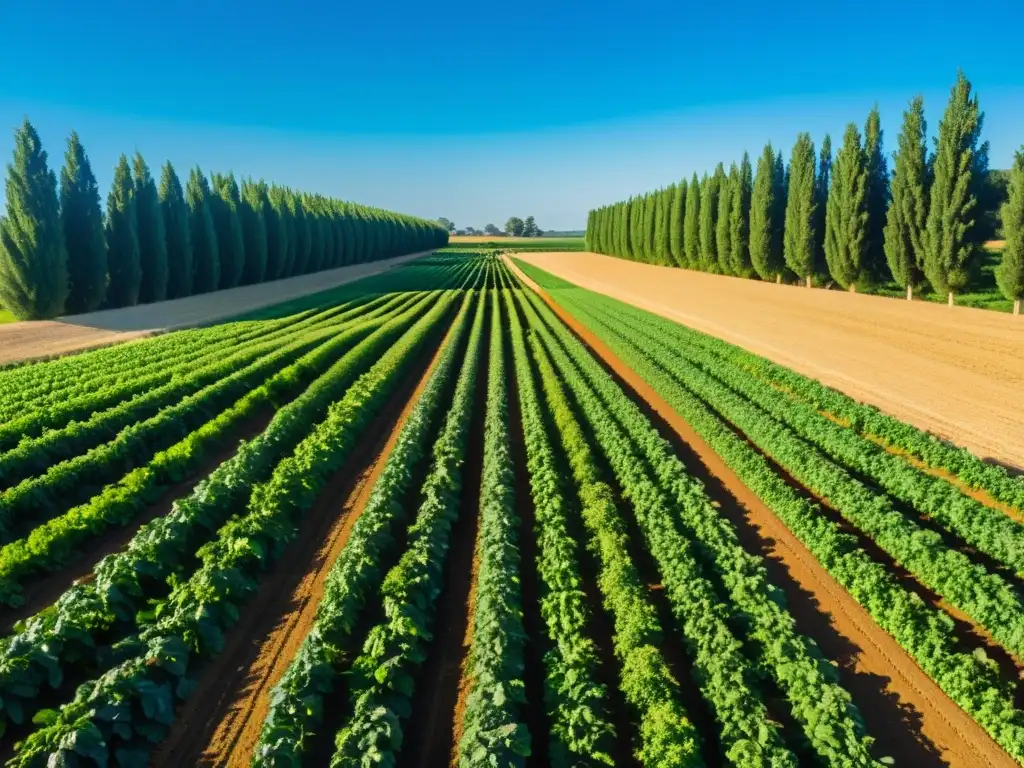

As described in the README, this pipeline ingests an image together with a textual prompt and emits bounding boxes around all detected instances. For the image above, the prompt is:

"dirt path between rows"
[150,310,454,768]
[515,252,1024,471]
[0,251,432,366]
[506,256,1015,768]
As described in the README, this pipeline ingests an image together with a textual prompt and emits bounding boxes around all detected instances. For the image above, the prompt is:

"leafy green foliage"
[134,153,169,304]
[824,123,869,290]
[884,96,929,293]
[61,132,107,313]
[996,148,1024,306]
[784,133,817,283]
[105,154,141,307]
[186,167,220,294]
[159,162,192,299]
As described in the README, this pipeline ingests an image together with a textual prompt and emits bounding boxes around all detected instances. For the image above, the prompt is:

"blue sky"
[1,0,1022,231]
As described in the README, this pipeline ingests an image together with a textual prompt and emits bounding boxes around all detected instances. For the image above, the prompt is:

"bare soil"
[515,252,1024,471]
[150,313,453,768]
[506,256,1016,768]
[0,252,430,366]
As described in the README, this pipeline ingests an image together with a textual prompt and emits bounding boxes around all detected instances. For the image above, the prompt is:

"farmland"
[1,249,1024,768]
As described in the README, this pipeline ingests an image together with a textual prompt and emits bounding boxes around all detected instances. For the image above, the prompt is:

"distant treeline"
[0,119,449,320]
[585,71,1024,312]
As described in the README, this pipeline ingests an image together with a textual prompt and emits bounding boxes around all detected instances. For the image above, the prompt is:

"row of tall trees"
[0,119,449,320]
[585,71,1024,311]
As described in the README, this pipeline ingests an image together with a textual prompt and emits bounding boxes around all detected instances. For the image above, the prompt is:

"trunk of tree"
[849,283,857,293]
[906,284,913,301]
[776,274,782,284]
[948,291,954,307]
[1015,298,1021,316]
[805,275,812,288]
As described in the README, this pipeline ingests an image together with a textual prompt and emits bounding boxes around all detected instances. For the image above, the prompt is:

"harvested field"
[515,250,1024,470]
[0,251,431,365]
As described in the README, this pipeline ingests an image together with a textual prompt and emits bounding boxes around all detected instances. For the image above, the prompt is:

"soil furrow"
[505,255,1016,768]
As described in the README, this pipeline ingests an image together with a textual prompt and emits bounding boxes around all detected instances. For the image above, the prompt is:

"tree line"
[585,71,1024,314]
[436,216,545,237]
[0,119,449,320]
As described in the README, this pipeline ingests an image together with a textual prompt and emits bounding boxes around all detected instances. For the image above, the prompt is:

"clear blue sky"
[1,0,1022,231]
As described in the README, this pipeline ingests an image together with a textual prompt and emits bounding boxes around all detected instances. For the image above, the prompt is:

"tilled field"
[1,251,1023,768]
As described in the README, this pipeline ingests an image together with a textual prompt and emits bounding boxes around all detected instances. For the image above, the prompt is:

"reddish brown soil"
[506,257,1016,768]
[150,313,454,768]
[399,304,489,768]
[516,252,1024,471]
[0,408,274,634]
[0,251,432,366]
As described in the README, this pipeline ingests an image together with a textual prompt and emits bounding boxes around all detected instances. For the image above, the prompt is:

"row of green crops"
[556,290,1024,664]
[329,290,487,767]
[514,259,1024,762]
[254,291,477,762]
[518,285,881,765]
[0,291,451,741]
[504,285,617,765]
[6,291,459,764]
[456,291,530,765]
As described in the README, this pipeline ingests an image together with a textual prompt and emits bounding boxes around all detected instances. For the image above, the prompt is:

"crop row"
[0,295,386,452]
[566,292,1024,663]
[0,290,448,740]
[7,290,459,764]
[513,260,1024,762]
[456,291,531,765]
[518,285,881,765]
[504,287,617,766]
[254,289,477,762]
[329,290,487,767]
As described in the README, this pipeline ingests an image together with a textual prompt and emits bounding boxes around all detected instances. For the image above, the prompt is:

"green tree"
[105,154,141,308]
[643,193,657,262]
[505,216,525,237]
[699,168,722,271]
[619,200,632,258]
[683,173,701,268]
[60,131,106,313]
[270,186,296,276]
[884,95,930,299]
[716,164,736,273]
[262,182,287,277]
[290,193,312,274]
[0,119,67,319]
[729,152,754,277]
[239,179,268,284]
[160,162,192,299]
[133,153,168,304]
[824,123,869,291]
[659,186,673,265]
[523,215,539,237]
[924,70,989,304]
[997,148,1024,314]
[813,135,832,280]
[669,180,686,266]
[864,106,890,283]
[784,132,818,285]
[210,173,245,289]
[186,167,219,294]
[652,190,667,264]
[751,144,782,281]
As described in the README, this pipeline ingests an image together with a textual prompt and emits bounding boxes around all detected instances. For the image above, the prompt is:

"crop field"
[1,249,1024,768]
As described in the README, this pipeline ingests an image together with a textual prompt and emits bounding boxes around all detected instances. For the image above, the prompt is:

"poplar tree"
[133,153,168,304]
[270,185,295,276]
[631,196,645,260]
[60,131,106,313]
[784,133,817,286]
[653,189,667,264]
[619,199,632,258]
[186,167,219,294]
[700,165,724,271]
[824,123,869,291]
[105,155,141,308]
[239,179,268,284]
[997,148,1024,314]
[262,182,287,278]
[210,173,245,289]
[669,179,686,266]
[645,192,658,263]
[884,95,930,299]
[924,70,989,304]
[290,193,312,274]
[0,119,67,319]
[683,172,701,268]
[660,187,673,265]
[750,143,786,281]
[729,152,754,277]
[717,164,736,274]
[864,106,890,283]
[160,162,192,298]
[814,135,832,279]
